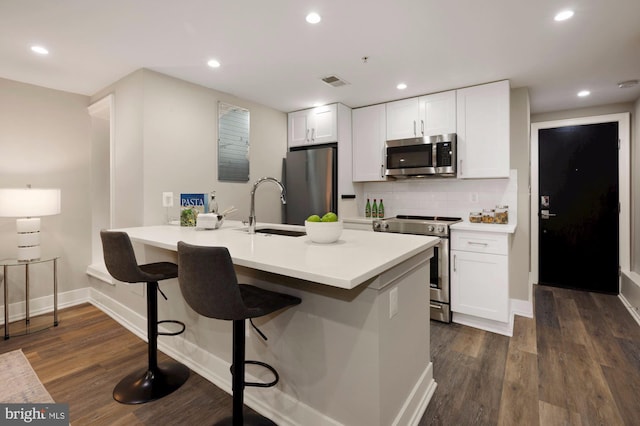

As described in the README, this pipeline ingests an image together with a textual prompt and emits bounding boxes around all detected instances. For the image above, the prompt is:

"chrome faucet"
[248,177,287,234]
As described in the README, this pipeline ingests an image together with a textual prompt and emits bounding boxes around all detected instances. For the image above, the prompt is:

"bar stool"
[100,230,190,404]
[177,241,301,426]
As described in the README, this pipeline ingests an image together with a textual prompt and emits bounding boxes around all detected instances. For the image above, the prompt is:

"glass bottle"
[372,199,378,218]
[378,199,385,218]
[365,198,371,218]
[210,191,218,214]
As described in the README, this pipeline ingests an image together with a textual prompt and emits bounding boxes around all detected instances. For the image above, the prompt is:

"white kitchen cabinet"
[456,80,510,178]
[420,90,456,136]
[386,91,456,141]
[352,104,386,182]
[451,230,509,322]
[288,104,338,148]
[386,97,421,140]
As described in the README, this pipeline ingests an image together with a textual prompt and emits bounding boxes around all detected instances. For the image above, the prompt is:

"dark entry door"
[538,122,619,294]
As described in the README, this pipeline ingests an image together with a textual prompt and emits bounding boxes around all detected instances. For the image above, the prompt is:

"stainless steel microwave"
[385,133,457,178]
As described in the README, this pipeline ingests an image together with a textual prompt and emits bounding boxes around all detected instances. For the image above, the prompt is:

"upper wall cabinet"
[386,91,456,140]
[288,104,338,148]
[386,98,421,140]
[421,91,456,137]
[456,80,510,179]
[352,104,386,182]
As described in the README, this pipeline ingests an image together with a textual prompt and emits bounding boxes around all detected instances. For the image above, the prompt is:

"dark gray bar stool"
[100,230,190,404]
[177,241,301,426]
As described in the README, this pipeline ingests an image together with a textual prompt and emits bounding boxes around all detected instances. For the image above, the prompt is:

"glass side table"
[1,255,59,340]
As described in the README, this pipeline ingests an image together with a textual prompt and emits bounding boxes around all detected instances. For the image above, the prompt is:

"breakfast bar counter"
[108,221,439,426]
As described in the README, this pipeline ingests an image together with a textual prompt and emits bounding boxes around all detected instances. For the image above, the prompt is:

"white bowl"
[305,220,343,244]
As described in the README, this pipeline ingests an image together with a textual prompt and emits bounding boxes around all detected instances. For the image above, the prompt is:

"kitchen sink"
[254,228,306,237]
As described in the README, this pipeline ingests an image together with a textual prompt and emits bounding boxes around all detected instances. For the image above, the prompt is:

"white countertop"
[342,216,375,224]
[451,221,517,234]
[117,221,439,290]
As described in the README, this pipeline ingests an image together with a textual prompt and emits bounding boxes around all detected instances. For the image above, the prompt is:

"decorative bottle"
[365,198,371,218]
[372,199,378,218]
[378,199,385,218]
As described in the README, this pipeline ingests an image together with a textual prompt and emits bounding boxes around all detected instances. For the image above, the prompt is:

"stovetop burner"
[394,215,462,222]
[372,215,462,237]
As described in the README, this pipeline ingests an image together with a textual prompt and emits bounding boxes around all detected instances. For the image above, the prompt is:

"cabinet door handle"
[421,120,424,135]
[311,128,315,142]
[430,304,443,310]
[413,120,417,136]
[380,164,385,179]
[453,254,457,272]
[468,241,489,247]
[459,159,463,176]
[305,129,310,142]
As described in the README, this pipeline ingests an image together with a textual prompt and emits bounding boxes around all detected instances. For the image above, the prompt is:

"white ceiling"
[1,0,639,114]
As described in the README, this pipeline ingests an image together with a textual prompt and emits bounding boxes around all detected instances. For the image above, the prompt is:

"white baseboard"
[452,298,532,337]
[393,363,437,426]
[619,293,640,327]
[0,287,90,325]
[453,312,514,336]
[511,298,533,318]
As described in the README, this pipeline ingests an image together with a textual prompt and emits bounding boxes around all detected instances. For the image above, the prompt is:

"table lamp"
[0,186,61,261]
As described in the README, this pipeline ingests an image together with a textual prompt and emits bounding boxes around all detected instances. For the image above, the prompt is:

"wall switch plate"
[389,287,398,318]
[470,192,479,203]
[162,192,174,207]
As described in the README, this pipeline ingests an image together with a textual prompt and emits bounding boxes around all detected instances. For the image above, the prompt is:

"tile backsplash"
[360,170,518,222]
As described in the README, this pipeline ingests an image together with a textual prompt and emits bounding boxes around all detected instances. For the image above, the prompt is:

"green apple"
[306,214,321,222]
[321,212,338,222]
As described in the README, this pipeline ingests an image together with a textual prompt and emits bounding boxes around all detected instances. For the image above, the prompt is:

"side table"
[1,255,59,340]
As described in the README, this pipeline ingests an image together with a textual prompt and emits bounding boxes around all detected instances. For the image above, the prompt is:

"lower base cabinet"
[450,230,509,322]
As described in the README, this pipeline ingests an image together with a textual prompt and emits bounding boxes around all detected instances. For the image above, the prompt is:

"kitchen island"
[107,221,438,426]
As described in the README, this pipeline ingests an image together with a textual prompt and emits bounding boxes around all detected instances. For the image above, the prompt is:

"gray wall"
[0,78,91,301]
[509,87,531,301]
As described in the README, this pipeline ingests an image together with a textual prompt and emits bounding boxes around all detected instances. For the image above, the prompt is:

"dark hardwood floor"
[2,284,639,425]
[422,285,640,426]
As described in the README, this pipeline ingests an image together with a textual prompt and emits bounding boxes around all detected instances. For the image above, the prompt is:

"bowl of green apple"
[305,212,343,244]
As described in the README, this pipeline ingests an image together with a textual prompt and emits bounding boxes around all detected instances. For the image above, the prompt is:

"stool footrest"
[157,320,186,336]
[230,360,279,388]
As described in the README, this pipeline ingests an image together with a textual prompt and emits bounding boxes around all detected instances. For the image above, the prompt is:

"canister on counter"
[481,209,495,224]
[469,212,482,223]
[495,205,509,224]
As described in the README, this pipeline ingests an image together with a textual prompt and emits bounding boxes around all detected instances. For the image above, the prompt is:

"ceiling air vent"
[321,75,349,88]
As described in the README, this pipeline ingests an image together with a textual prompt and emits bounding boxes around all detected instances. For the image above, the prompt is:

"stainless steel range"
[372,215,462,323]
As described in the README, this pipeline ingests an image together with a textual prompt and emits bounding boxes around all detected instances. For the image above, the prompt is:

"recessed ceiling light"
[306,12,321,24]
[577,90,590,97]
[207,59,221,68]
[554,10,574,21]
[31,45,49,55]
[397,83,407,90]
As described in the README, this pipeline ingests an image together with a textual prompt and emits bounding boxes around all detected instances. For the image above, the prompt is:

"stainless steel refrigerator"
[283,144,337,225]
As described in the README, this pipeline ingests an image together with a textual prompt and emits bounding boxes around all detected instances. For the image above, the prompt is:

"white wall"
[88,69,288,317]
[91,69,287,229]
[140,70,288,226]
[0,77,91,302]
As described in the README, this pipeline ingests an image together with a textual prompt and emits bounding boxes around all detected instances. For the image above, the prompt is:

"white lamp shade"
[0,188,61,217]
